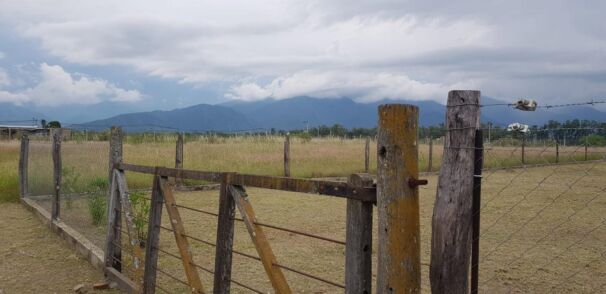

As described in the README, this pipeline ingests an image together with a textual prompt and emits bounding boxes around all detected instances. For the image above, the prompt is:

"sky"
[0,0,605,111]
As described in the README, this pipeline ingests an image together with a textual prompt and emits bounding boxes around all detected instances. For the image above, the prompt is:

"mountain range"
[2,96,604,131]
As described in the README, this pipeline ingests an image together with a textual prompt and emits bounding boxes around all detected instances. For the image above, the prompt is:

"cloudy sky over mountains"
[0,0,604,109]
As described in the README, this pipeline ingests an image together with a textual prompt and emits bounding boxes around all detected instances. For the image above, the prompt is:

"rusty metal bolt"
[408,178,428,188]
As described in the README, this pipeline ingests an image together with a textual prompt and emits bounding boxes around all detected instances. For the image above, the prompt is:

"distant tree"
[40,119,47,128]
[47,121,62,128]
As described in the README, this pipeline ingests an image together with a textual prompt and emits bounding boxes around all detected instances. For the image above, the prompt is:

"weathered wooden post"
[521,134,526,165]
[345,173,374,294]
[51,128,62,220]
[376,104,421,293]
[175,132,184,185]
[19,133,29,198]
[284,134,291,177]
[428,137,434,172]
[143,175,164,293]
[213,173,236,293]
[430,90,481,294]
[584,139,588,161]
[109,126,123,183]
[364,137,370,173]
[556,140,560,163]
[106,126,123,272]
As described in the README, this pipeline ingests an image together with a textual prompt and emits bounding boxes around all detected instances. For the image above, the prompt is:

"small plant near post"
[88,177,108,226]
[129,191,151,243]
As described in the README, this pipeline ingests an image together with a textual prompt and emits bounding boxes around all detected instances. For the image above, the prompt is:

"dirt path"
[0,203,121,294]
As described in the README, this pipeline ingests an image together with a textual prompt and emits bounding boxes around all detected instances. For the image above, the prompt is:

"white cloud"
[0,0,605,103]
[0,51,5,59]
[227,71,475,102]
[0,63,142,106]
[0,68,10,87]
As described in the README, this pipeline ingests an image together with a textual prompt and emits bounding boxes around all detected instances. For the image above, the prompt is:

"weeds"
[129,191,150,242]
[87,177,108,226]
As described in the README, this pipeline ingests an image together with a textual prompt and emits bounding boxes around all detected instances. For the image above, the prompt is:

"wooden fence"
[17,91,496,293]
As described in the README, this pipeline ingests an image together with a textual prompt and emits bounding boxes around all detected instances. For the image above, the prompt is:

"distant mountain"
[224,96,447,129]
[77,103,256,132]
[33,101,147,124]
[76,96,606,132]
[0,103,46,125]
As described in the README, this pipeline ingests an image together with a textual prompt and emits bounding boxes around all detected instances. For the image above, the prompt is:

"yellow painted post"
[376,104,421,293]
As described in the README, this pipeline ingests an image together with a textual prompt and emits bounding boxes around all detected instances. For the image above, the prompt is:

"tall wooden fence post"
[213,173,236,293]
[175,132,184,185]
[376,104,421,293]
[19,133,29,198]
[430,90,481,294]
[284,134,291,177]
[585,137,587,161]
[109,126,124,183]
[345,173,374,294]
[51,128,62,220]
[364,137,370,173]
[106,126,123,272]
[556,140,560,163]
[143,175,164,293]
[521,134,526,165]
[428,137,434,172]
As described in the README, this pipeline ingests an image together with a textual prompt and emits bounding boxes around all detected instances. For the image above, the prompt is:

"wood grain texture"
[19,133,29,198]
[51,128,62,220]
[175,132,184,185]
[109,126,123,184]
[115,163,376,202]
[213,174,236,294]
[160,177,205,294]
[376,104,421,293]
[143,175,164,294]
[430,90,481,294]
[105,170,122,272]
[229,185,291,293]
[345,173,374,294]
[116,171,145,291]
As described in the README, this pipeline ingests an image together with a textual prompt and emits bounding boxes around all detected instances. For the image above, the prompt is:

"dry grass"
[11,137,606,199]
[30,161,606,293]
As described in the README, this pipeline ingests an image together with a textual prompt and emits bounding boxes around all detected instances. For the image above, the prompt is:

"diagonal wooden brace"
[229,185,292,294]
[159,177,205,294]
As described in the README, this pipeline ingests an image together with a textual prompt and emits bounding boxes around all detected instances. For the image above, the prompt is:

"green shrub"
[88,177,109,191]
[129,191,150,241]
[88,193,106,226]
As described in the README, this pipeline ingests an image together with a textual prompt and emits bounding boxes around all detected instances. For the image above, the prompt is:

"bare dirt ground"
[0,203,121,294]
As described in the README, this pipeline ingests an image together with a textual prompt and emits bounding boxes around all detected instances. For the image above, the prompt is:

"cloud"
[0,68,10,87]
[0,51,4,59]
[0,0,605,104]
[0,63,142,106]
[227,71,473,102]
